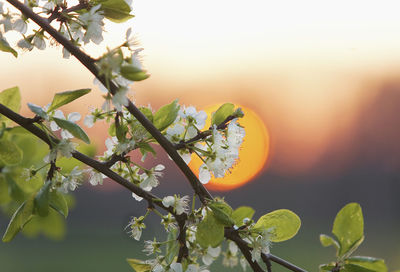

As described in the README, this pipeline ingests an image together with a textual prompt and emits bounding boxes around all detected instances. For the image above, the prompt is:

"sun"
[189,104,270,191]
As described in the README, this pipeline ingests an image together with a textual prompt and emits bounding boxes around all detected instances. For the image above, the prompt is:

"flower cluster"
[197,119,245,184]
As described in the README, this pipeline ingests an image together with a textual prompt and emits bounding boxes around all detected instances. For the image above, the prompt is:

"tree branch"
[173,115,236,150]
[6,0,213,205]
[0,103,174,215]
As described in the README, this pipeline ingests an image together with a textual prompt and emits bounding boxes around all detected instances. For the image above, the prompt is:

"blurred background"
[0,0,399,271]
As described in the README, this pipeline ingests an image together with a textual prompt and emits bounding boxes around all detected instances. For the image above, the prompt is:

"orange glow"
[189,104,270,191]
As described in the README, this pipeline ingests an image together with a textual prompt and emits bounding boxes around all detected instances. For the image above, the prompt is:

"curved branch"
[6,0,212,205]
[0,103,173,215]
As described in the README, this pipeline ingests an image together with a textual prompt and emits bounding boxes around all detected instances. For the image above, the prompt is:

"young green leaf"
[47,89,91,112]
[121,66,149,81]
[139,142,156,157]
[126,258,152,272]
[0,175,12,205]
[211,103,235,126]
[196,212,225,248]
[0,86,21,124]
[209,201,234,226]
[34,181,51,217]
[319,263,336,272]
[52,117,90,143]
[153,99,180,131]
[332,203,364,257]
[165,228,179,263]
[0,139,23,165]
[6,174,25,201]
[2,196,35,242]
[232,206,255,226]
[27,103,47,119]
[254,209,301,242]
[96,0,134,23]
[342,263,376,272]
[139,107,153,122]
[0,36,18,58]
[346,256,387,272]
[49,190,69,218]
[319,234,340,253]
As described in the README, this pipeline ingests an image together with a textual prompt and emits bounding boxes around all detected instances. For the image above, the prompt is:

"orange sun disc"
[189,104,270,191]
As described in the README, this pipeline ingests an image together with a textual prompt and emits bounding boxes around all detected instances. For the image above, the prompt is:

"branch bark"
[6,0,213,205]
[2,2,309,272]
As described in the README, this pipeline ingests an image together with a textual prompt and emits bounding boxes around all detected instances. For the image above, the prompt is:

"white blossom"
[202,246,221,266]
[59,166,83,193]
[84,113,95,127]
[44,139,76,162]
[126,216,145,241]
[93,77,109,93]
[88,169,104,186]
[179,106,207,130]
[162,195,189,215]
[199,164,211,184]
[0,14,12,32]
[140,164,164,191]
[32,35,45,50]
[143,240,161,256]
[12,18,27,34]
[131,192,143,202]
[80,5,104,44]
[17,37,33,50]
[112,88,129,111]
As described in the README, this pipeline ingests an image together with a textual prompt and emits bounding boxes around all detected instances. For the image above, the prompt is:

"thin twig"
[0,103,173,215]
[6,0,212,205]
[174,115,236,150]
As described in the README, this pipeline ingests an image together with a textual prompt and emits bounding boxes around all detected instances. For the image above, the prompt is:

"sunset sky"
[2,0,400,179]
[1,1,400,270]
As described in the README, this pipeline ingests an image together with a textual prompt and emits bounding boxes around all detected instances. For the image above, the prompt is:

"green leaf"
[153,99,180,131]
[52,117,90,143]
[0,36,18,57]
[27,103,47,119]
[22,208,66,240]
[319,263,336,272]
[332,203,364,257]
[208,200,234,226]
[139,142,156,157]
[126,259,152,272]
[47,89,91,112]
[115,121,128,142]
[10,131,48,168]
[165,228,179,263]
[319,234,340,252]
[0,139,23,165]
[342,264,376,272]
[0,86,21,124]
[121,65,149,81]
[196,211,225,248]
[254,209,301,242]
[34,181,51,217]
[49,190,68,218]
[211,103,235,126]
[2,196,35,242]
[139,107,153,122]
[232,206,255,226]
[97,0,134,23]
[6,174,25,201]
[346,256,387,272]
[0,175,12,204]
